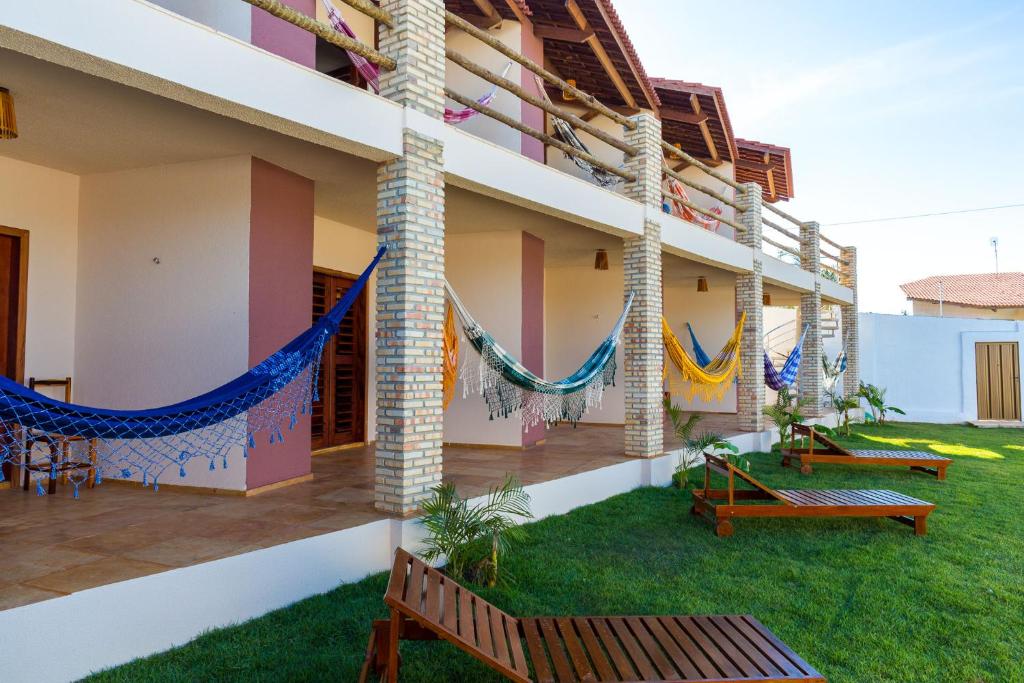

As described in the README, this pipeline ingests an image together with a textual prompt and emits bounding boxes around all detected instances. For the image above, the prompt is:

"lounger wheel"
[690,504,699,516]
[715,520,734,537]
[800,464,813,475]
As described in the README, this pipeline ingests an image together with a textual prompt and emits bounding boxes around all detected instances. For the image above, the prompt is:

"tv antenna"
[990,237,999,273]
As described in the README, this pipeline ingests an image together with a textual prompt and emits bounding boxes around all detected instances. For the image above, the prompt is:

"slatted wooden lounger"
[782,423,952,479]
[360,547,826,683]
[691,454,935,537]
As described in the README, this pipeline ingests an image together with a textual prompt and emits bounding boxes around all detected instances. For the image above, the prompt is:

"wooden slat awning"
[652,78,737,167]
[735,138,795,203]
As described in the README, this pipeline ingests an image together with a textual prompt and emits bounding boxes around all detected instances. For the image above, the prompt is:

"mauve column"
[247,158,314,490]
[251,0,316,68]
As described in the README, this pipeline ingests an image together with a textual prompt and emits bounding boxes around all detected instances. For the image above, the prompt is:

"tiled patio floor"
[0,416,747,610]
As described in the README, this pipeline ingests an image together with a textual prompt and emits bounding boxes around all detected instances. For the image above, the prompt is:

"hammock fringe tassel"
[663,314,745,402]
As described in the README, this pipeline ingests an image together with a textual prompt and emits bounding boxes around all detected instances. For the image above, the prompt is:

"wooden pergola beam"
[690,94,719,162]
[470,0,503,28]
[533,24,595,43]
[502,0,530,24]
[565,0,637,109]
[735,159,773,172]
[661,106,709,125]
[763,152,777,201]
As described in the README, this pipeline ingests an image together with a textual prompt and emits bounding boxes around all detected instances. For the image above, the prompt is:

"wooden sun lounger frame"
[360,548,826,682]
[781,423,951,479]
[691,454,934,537]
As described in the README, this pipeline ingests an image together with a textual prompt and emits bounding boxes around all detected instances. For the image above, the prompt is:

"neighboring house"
[901,273,1024,320]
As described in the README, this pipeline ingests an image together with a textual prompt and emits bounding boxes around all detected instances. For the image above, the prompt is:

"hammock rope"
[764,324,809,391]
[663,314,744,402]
[0,247,386,497]
[446,282,632,426]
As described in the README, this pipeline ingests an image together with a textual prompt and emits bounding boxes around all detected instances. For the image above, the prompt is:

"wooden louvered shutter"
[311,271,367,450]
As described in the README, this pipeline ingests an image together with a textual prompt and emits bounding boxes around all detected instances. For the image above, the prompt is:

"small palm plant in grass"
[665,398,744,488]
[857,381,905,425]
[763,386,811,449]
[419,474,532,587]
[826,387,860,436]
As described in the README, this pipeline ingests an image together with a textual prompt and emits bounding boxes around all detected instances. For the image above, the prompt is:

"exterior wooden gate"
[975,342,1021,421]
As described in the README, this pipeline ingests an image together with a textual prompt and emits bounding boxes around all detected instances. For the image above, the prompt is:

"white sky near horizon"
[614,0,1024,313]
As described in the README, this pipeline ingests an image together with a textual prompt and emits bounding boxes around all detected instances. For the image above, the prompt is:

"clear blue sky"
[615,0,1024,313]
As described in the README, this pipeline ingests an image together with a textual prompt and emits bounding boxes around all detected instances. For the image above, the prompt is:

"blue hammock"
[0,247,385,496]
[688,321,807,391]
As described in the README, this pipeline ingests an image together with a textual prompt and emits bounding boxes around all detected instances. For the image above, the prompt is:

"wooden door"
[976,342,1021,421]
[311,271,367,450]
[0,229,26,485]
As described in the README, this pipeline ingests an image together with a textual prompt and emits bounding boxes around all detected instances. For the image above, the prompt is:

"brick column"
[622,112,663,458]
[799,221,824,415]
[839,246,859,398]
[735,183,765,432]
[374,0,446,515]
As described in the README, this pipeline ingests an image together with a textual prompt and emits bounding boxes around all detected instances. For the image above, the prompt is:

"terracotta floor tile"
[121,536,252,567]
[24,557,172,594]
[0,583,66,610]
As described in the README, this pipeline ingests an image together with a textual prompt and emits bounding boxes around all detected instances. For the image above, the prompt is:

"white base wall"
[859,313,1024,423]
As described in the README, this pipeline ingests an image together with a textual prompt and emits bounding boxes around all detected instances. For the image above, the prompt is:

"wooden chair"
[691,454,934,537]
[782,423,951,479]
[359,548,826,683]
[22,377,97,495]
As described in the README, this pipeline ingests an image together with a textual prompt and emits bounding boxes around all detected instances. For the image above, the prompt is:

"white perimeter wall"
[664,278,738,413]
[446,22,524,155]
[313,216,378,443]
[0,156,79,381]
[75,156,253,489]
[859,312,1024,423]
[445,231,524,446]
[546,261,625,424]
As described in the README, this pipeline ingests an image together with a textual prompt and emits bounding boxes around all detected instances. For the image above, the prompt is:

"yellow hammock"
[443,303,459,409]
[662,312,745,402]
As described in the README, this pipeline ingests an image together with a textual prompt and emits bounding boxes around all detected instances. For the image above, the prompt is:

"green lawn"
[89,423,1024,682]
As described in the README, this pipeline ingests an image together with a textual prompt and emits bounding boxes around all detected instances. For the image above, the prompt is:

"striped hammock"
[446,283,632,426]
[445,62,513,124]
[663,315,744,402]
[823,349,848,393]
[764,325,809,391]
[664,177,722,231]
[321,0,379,92]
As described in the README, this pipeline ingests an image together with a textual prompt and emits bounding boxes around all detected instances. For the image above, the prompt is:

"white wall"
[669,161,738,241]
[313,216,378,443]
[859,312,1024,423]
[545,262,625,424]
[75,157,253,489]
[545,104,629,190]
[445,231,524,446]
[664,278,738,413]
[0,156,79,382]
[446,22,524,154]
[148,0,252,41]
[912,300,1024,320]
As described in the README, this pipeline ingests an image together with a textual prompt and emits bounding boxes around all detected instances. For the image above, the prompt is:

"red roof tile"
[900,273,1024,308]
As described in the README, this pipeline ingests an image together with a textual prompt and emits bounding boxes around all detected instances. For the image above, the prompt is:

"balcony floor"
[0,415,751,611]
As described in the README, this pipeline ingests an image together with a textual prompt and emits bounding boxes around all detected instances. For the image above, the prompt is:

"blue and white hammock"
[823,348,848,392]
[446,282,632,427]
[689,321,808,391]
[0,247,385,497]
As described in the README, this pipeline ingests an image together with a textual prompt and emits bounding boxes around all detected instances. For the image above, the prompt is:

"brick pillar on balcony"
[839,246,860,398]
[622,112,664,457]
[799,221,824,416]
[735,183,765,432]
[374,0,446,515]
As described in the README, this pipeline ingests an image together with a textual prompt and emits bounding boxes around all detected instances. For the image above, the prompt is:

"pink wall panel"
[521,232,545,446]
[251,0,316,68]
[520,19,546,162]
[247,158,315,489]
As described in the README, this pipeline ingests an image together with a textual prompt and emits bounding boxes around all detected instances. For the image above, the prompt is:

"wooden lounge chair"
[360,547,826,682]
[691,454,934,537]
[782,424,951,479]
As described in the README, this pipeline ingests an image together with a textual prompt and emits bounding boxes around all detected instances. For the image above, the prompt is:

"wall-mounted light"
[561,78,577,102]
[0,88,17,140]
[696,276,709,293]
[763,293,772,306]
[594,249,609,271]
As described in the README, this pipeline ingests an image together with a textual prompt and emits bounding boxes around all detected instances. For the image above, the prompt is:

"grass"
[88,422,1024,682]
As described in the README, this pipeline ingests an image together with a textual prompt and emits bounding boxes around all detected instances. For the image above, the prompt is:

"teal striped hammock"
[446,283,633,426]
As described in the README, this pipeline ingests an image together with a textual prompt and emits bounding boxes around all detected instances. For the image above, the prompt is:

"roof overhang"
[652,78,737,169]
[735,138,794,203]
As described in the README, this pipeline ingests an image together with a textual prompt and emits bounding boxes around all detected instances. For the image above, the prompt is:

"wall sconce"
[562,78,577,102]
[0,88,17,140]
[696,276,709,293]
[594,249,609,271]
[763,293,772,306]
